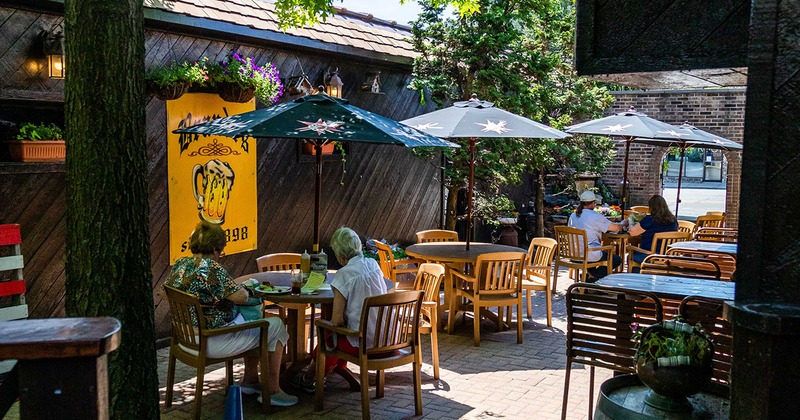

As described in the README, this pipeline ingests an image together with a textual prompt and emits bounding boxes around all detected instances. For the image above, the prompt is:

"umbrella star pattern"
[657,129,690,137]
[297,119,344,135]
[477,120,511,134]
[602,123,633,133]
[413,122,443,131]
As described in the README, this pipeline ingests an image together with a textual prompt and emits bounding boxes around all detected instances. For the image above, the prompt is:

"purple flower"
[631,322,640,332]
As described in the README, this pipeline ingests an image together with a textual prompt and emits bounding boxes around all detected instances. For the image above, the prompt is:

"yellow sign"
[167,93,257,264]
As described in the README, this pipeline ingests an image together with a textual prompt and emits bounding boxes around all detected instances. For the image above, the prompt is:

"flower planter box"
[7,140,66,162]
[302,142,336,155]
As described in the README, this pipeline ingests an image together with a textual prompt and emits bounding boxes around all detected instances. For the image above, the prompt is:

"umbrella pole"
[676,146,686,217]
[313,142,323,252]
[621,137,632,213]
[440,151,446,229]
[466,138,476,251]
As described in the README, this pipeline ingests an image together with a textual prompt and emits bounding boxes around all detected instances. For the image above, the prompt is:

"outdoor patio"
[152,268,607,420]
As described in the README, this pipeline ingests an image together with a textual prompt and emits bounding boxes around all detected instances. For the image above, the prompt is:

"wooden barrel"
[594,374,730,420]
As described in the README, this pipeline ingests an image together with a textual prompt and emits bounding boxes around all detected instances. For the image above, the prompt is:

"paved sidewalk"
[159,268,610,420]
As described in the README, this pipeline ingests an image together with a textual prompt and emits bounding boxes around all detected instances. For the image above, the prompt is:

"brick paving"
[158,268,611,420]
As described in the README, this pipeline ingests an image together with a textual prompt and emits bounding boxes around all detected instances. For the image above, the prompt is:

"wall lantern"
[324,68,343,98]
[42,24,65,79]
[360,71,384,95]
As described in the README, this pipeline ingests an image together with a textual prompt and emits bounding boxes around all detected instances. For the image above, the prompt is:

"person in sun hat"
[166,221,298,407]
[568,190,627,280]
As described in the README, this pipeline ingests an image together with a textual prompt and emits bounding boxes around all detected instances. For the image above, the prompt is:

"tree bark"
[445,185,461,231]
[65,1,159,418]
[536,170,545,237]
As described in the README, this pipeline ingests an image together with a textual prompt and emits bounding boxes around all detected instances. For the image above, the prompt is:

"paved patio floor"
[158,267,609,420]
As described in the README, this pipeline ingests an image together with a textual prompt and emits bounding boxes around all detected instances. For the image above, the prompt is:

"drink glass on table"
[290,269,302,295]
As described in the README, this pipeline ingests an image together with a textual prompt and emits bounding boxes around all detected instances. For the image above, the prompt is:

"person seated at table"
[569,190,626,280]
[628,194,679,272]
[292,226,388,393]
[166,221,298,407]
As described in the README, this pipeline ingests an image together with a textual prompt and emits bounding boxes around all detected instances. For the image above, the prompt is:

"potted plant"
[6,122,65,162]
[145,61,205,101]
[631,319,714,413]
[201,51,283,104]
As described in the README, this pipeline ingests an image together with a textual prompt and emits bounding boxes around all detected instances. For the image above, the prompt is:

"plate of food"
[255,283,290,294]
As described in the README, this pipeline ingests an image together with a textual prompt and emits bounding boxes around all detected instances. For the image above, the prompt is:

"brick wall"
[602,89,745,228]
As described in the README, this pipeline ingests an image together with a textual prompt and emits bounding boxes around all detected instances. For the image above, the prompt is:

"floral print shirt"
[167,256,240,329]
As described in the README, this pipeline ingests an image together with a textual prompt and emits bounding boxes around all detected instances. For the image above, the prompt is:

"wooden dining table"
[668,240,738,257]
[404,241,527,332]
[595,272,735,302]
[602,232,642,273]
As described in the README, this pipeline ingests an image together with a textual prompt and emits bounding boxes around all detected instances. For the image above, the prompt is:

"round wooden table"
[405,241,527,332]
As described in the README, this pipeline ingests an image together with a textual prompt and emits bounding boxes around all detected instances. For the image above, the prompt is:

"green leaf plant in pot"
[145,61,205,101]
[631,318,714,413]
[7,122,65,162]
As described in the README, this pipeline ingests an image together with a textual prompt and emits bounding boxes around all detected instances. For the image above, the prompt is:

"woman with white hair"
[292,226,388,393]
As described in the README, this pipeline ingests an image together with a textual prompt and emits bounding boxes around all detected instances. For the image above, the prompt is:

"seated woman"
[166,221,297,407]
[569,190,627,280]
[628,195,679,271]
[292,226,388,393]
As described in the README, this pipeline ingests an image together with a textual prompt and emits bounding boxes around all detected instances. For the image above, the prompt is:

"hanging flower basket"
[146,81,190,101]
[216,82,255,103]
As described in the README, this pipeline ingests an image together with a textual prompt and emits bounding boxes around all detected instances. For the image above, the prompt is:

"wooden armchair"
[677,220,696,235]
[561,283,662,420]
[694,227,738,243]
[626,231,691,272]
[412,263,446,379]
[256,253,301,272]
[416,229,459,243]
[630,205,650,214]
[553,226,614,289]
[314,291,424,419]
[450,252,527,346]
[522,237,557,325]
[694,214,726,233]
[164,286,270,419]
[667,248,737,281]
[375,240,425,290]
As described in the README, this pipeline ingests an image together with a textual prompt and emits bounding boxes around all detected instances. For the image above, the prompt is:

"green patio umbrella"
[174,93,459,251]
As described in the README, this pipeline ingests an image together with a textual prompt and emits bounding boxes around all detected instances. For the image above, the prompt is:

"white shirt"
[330,255,388,347]
[568,209,612,262]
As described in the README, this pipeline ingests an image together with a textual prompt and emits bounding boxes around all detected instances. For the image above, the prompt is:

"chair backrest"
[679,296,733,386]
[666,248,737,281]
[256,253,301,272]
[565,283,662,372]
[416,229,459,243]
[677,220,696,235]
[694,227,738,243]
[554,225,588,261]
[705,211,726,217]
[695,214,726,232]
[375,240,395,278]
[359,290,423,355]
[413,263,445,304]
[472,252,527,295]
[640,254,722,280]
[650,231,692,254]
[630,206,650,214]
[164,285,206,352]
[525,237,557,279]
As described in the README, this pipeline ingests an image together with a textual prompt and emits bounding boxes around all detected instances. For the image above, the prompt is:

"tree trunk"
[536,170,545,237]
[445,185,461,231]
[65,1,159,418]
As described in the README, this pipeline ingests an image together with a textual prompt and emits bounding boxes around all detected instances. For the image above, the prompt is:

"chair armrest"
[626,244,651,255]
[202,318,271,337]
[525,264,550,271]
[588,245,615,253]
[451,269,476,283]
[315,319,359,338]
[391,257,426,268]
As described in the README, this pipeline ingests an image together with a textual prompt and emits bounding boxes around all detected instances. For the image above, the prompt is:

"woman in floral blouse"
[167,222,297,407]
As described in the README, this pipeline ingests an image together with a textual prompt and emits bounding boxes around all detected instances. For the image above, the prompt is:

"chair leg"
[545,287,552,327]
[225,360,233,388]
[413,347,423,416]
[589,366,595,420]
[260,348,270,412]
[561,363,572,420]
[526,289,533,319]
[360,362,371,420]
[165,353,176,407]
[314,350,327,411]
[473,302,481,347]
[552,262,559,293]
[516,301,523,344]
[448,288,458,334]
[193,365,205,420]
[376,370,385,398]
[431,311,440,380]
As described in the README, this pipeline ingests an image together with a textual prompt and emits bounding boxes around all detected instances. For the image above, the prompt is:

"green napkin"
[301,272,326,293]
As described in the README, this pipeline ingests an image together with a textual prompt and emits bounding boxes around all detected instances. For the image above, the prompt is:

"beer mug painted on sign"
[192,159,235,224]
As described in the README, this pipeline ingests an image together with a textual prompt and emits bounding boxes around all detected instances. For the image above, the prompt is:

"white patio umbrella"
[401,95,570,250]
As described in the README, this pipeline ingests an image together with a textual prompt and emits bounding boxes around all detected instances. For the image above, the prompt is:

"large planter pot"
[146,81,190,101]
[636,359,713,412]
[216,82,255,103]
[7,140,66,162]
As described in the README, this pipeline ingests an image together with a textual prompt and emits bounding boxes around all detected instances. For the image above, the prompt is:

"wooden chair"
[451,252,527,346]
[630,205,650,214]
[666,248,737,281]
[695,227,738,243]
[164,286,270,419]
[626,231,691,273]
[561,283,663,420]
[522,237,557,325]
[412,263,446,379]
[375,240,425,290]
[416,229,459,243]
[694,213,726,233]
[256,253,301,272]
[314,291,424,419]
[640,254,722,280]
[553,226,614,289]
[679,296,733,387]
[678,220,696,235]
